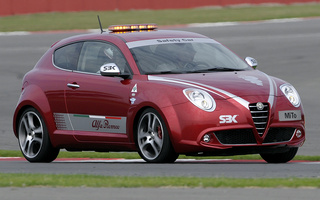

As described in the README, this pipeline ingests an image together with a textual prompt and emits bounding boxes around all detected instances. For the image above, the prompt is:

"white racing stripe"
[149,75,224,98]
[262,72,276,108]
[149,76,250,110]
[149,72,277,110]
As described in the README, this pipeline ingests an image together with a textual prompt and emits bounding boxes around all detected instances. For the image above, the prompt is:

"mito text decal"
[278,110,302,121]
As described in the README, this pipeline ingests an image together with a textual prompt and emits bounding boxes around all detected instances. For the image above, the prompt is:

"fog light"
[296,130,302,138]
[203,134,211,143]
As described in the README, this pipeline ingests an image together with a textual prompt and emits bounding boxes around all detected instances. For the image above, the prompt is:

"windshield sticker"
[126,38,219,49]
[156,38,194,43]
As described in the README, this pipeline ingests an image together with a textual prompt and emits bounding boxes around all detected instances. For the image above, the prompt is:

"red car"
[13,24,305,163]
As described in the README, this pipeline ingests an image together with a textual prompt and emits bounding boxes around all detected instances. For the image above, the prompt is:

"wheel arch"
[131,106,156,145]
[130,104,179,151]
[131,105,179,162]
[13,84,56,141]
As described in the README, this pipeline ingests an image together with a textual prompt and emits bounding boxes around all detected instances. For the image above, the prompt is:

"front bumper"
[162,99,305,155]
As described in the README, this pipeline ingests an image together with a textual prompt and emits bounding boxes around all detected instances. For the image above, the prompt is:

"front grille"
[263,128,295,143]
[214,129,257,145]
[249,103,269,136]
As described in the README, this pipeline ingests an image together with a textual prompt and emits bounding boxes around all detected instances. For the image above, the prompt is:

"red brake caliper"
[157,126,162,139]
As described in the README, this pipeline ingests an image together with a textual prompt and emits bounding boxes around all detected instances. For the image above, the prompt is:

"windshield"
[128,38,251,75]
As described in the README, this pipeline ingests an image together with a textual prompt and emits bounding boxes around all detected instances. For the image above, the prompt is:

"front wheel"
[17,108,59,162]
[260,147,298,163]
[136,108,178,163]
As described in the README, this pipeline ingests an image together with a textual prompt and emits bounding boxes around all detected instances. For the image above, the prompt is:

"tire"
[260,147,298,163]
[136,108,178,163]
[17,107,60,162]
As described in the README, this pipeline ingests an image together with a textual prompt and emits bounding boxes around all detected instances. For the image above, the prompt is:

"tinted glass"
[54,42,83,70]
[130,40,251,75]
[77,41,130,74]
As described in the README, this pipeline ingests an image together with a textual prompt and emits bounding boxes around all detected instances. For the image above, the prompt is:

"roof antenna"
[97,15,105,34]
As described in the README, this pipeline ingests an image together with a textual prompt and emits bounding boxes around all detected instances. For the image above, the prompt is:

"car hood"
[148,70,281,107]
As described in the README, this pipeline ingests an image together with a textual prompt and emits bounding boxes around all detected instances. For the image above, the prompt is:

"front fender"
[126,82,187,145]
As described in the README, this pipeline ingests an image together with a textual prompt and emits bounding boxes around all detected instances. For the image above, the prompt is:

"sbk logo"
[219,115,238,124]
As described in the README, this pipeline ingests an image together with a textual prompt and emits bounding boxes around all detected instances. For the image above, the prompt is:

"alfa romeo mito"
[13,24,305,163]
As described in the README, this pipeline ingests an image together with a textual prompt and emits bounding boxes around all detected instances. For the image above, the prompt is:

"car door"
[51,42,83,130]
[64,41,133,142]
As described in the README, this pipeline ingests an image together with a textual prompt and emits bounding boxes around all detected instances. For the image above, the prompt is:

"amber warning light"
[108,24,158,32]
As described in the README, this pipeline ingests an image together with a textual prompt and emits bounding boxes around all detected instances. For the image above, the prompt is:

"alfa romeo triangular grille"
[249,103,269,136]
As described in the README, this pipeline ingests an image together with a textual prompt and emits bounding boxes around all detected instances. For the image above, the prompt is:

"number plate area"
[278,110,301,121]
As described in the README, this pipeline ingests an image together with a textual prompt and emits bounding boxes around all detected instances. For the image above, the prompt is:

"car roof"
[52,29,211,48]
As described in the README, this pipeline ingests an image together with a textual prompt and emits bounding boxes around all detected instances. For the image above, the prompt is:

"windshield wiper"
[145,70,183,75]
[191,67,242,73]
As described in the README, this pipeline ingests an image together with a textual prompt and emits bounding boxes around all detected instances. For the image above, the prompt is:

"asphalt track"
[0,17,320,200]
[0,187,319,200]
[0,157,320,178]
[1,187,320,200]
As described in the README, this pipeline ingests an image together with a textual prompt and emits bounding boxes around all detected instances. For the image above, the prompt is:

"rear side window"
[54,42,83,70]
[77,41,130,74]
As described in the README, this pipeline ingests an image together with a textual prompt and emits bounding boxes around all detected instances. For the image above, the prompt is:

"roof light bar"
[108,24,158,32]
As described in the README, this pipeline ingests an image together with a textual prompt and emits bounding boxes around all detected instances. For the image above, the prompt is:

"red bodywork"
[13,30,305,156]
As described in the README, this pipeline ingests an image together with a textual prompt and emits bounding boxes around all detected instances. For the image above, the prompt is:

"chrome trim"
[67,83,80,88]
[249,102,269,136]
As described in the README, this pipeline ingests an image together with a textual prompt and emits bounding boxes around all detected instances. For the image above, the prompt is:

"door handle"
[67,83,80,89]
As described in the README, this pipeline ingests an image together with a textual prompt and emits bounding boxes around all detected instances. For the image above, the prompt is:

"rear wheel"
[136,108,178,163]
[17,108,59,162]
[260,147,298,163]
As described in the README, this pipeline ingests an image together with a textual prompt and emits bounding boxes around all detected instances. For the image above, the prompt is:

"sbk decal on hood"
[148,72,276,110]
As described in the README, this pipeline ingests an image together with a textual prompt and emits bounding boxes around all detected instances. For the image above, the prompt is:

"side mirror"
[100,63,131,79]
[245,57,258,69]
[100,63,120,76]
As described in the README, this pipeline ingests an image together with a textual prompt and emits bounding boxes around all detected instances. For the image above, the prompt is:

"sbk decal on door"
[219,115,238,124]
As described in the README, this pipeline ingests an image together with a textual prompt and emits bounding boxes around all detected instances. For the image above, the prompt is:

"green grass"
[1,150,320,161]
[0,4,320,32]
[0,173,319,188]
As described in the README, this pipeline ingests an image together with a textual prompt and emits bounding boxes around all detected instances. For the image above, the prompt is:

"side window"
[54,43,83,70]
[77,41,130,74]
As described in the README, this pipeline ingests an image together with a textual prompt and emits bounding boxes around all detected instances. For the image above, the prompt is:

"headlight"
[183,88,216,112]
[280,84,301,107]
